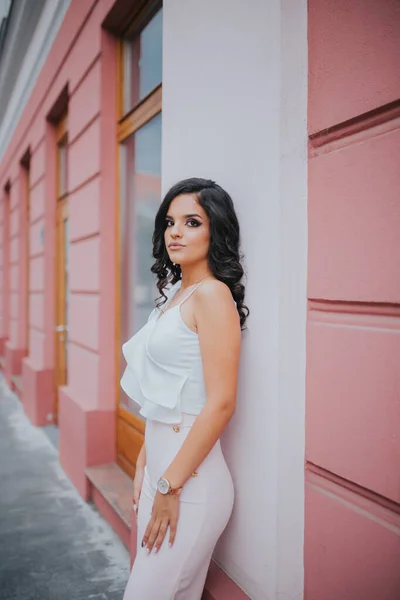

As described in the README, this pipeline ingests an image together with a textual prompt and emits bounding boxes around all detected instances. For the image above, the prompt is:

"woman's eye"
[165,220,174,227]
[187,219,200,227]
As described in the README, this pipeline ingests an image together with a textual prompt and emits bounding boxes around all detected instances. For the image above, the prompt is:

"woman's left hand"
[142,491,180,554]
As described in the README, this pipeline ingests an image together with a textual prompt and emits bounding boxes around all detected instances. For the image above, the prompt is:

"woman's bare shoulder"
[198,278,232,300]
[196,279,238,318]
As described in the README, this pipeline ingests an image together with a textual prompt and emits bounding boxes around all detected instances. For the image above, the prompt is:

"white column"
[162,1,307,597]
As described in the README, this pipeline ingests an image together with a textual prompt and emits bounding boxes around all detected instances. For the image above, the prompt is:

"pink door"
[305,1,400,599]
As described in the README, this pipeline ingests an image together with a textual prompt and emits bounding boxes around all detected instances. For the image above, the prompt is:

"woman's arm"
[136,441,146,470]
[132,442,146,515]
[162,279,241,490]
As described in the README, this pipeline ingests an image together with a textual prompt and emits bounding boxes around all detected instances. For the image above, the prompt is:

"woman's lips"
[169,244,185,249]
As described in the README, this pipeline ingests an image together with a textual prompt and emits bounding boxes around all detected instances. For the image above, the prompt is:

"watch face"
[157,478,170,495]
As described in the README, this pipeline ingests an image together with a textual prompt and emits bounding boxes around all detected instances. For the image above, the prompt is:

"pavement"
[0,375,130,600]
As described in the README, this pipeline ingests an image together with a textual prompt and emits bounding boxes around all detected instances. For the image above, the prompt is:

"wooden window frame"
[116,0,162,123]
[115,3,162,473]
[54,113,69,424]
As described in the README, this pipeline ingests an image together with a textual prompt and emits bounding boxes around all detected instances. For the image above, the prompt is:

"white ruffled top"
[120,280,208,424]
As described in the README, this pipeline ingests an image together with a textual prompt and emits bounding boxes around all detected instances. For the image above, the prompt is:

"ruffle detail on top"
[120,322,187,424]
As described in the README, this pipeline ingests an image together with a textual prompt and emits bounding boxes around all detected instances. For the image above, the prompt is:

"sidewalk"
[0,375,130,600]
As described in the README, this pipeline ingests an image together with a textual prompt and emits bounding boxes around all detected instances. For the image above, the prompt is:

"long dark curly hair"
[151,177,249,329]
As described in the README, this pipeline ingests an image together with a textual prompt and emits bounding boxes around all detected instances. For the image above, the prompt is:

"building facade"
[0,0,398,599]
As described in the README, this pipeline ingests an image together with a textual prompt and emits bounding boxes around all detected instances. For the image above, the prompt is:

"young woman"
[121,178,248,600]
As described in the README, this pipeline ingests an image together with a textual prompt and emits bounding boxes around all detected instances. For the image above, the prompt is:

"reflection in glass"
[119,113,162,415]
[123,9,162,112]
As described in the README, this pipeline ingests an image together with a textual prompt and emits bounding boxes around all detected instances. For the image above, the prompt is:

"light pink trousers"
[123,414,234,600]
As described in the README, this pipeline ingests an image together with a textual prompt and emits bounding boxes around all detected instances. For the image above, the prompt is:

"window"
[119,113,162,339]
[122,8,162,113]
[117,3,162,436]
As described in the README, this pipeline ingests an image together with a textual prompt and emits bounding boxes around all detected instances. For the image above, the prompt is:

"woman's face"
[164,194,210,267]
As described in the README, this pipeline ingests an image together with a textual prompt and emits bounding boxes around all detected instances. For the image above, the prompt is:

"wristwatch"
[157,477,182,496]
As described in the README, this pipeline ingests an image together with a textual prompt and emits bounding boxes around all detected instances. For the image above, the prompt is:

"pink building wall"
[0,0,120,555]
[306,1,400,598]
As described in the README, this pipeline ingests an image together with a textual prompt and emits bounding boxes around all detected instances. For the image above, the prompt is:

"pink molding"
[4,342,26,386]
[97,28,118,412]
[21,357,54,426]
[58,386,116,500]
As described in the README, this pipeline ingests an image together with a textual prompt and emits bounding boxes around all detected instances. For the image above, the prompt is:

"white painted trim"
[0,0,71,163]
[276,0,307,597]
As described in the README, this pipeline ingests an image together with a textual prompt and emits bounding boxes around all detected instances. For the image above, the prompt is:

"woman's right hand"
[132,466,145,516]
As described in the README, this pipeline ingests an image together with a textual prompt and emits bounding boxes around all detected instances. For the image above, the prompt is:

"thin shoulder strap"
[177,280,205,308]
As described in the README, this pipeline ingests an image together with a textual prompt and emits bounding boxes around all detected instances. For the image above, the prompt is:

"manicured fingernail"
[168,542,172,548]
[146,547,151,555]
[141,541,145,547]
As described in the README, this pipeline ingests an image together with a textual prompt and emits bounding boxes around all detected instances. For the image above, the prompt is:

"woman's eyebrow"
[165,213,203,219]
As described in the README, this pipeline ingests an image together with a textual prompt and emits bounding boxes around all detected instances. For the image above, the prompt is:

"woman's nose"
[170,223,182,237]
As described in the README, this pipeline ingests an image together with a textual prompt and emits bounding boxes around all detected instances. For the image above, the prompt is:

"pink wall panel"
[10,237,19,263]
[307,321,400,503]
[68,343,99,401]
[67,2,102,93]
[69,60,101,142]
[9,185,18,211]
[29,293,44,330]
[307,2,400,597]
[10,265,19,292]
[10,293,19,319]
[68,293,99,351]
[30,141,45,187]
[69,176,100,241]
[9,319,18,345]
[305,478,400,600]
[9,209,19,237]
[30,219,44,256]
[29,180,45,223]
[69,236,99,292]
[308,0,400,134]
[308,128,400,303]
[28,329,45,367]
[68,118,100,192]
[29,117,46,153]
[29,256,44,292]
